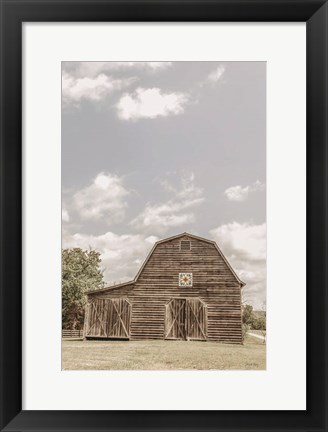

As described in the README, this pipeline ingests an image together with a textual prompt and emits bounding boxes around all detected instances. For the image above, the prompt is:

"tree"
[252,315,266,331]
[62,248,105,329]
[242,304,254,326]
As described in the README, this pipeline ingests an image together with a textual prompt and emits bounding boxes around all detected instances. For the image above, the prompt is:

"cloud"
[132,172,204,234]
[211,222,266,261]
[62,72,135,106]
[63,62,172,79]
[133,205,195,230]
[210,222,266,309]
[73,172,129,223]
[143,62,173,71]
[224,180,265,202]
[62,231,159,284]
[116,87,189,121]
[62,208,70,222]
[207,65,225,83]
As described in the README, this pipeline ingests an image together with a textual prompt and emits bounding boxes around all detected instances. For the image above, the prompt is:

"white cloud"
[132,172,204,234]
[211,221,266,261]
[134,206,195,230]
[207,65,225,83]
[161,172,203,199]
[73,172,129,223]
[144,62,172,71]
[62,72,135,106]
[210,222,266,309]
[62,231,159,284]
[62,208,70,222]
[224,180,265,202]
[116,87,189,121]
[63,62,172,79]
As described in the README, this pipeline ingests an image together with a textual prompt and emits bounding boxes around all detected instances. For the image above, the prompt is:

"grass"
[62,335,266,370]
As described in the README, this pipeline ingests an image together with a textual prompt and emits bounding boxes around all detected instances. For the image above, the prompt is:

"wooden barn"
[83,233,245,344]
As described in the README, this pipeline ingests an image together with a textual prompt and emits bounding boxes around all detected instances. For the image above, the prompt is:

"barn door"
[106,298,131,339]
[186,298,207,341]
[165,298,207,341]
[165,299,186,339]
[84,298,131,339]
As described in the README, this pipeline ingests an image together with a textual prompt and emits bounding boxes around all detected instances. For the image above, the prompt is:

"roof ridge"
[154,231,215,245]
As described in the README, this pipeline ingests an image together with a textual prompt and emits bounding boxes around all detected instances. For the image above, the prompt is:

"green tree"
[252,314,266,331]
[62,248,105,329]
[242,304,254,326]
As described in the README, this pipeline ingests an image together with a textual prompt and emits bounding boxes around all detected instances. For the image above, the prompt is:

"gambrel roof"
[86,232,245,295]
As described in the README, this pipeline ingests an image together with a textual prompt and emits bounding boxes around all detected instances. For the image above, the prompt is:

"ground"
[248,329,266,336]
[62,334,265,370]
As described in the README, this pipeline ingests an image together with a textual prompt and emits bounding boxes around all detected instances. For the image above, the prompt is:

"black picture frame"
[0,1,327,431]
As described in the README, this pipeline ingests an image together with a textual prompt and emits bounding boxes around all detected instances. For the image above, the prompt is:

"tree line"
[242,304,266,330]
[242,304,266,341]
[62,248,104,329]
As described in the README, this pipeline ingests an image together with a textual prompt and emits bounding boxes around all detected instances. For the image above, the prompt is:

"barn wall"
[86,235,243,344]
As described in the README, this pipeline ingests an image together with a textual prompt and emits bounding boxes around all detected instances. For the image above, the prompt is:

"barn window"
[180,240,191,251]
[179,273,193,287]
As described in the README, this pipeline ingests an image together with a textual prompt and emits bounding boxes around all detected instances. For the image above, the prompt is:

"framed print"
[0,0,327,431]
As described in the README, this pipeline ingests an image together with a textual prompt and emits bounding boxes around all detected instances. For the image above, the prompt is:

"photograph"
[2,0,327,426]
[61,61,266,370]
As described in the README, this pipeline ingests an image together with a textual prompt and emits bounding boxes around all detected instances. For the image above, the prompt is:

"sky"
[62,61,266,309]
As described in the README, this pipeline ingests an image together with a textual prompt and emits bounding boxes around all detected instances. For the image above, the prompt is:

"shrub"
[252,316,266,331]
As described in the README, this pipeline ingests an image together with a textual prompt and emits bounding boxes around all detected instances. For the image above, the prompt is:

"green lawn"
[62,336,265,370]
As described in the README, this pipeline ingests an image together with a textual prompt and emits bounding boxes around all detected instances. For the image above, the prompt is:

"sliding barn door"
[84,298,131,339]
[165,298,207,341]
[165,299,186,339]
[186,298,207,341]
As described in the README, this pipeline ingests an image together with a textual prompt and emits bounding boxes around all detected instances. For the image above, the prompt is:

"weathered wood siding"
[84,298,131,339]
[86,235,243,344]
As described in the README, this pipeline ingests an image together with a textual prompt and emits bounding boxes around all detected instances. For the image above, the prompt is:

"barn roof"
[86,232,245,295]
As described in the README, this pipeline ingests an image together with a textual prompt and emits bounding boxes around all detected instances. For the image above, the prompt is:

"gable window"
[180,240,191,251]
[179,273,193,287]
